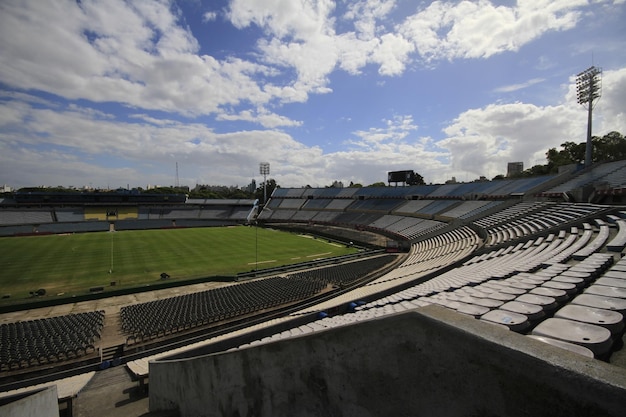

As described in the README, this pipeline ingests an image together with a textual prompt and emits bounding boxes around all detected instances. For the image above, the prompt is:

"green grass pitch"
[0,226,357,302]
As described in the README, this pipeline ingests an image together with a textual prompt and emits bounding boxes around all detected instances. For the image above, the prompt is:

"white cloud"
[343,0,396,40]
[0,0,602,131]
[216,107,303,128]
[2,61,625,189]
[399,0,586,62]
[438,101,582,178]
[351,115,418,145]
[494,78,546,93]
[0,1,623,190]
[0,1,281,121]
[202,11,218,22]
[435,66,626,181]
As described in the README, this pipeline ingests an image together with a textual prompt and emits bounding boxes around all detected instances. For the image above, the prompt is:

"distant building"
[245,179,257,194]
[507,162,524,177]
[1,184,11,193]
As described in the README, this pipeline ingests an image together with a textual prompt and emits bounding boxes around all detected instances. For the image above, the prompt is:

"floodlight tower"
[576,66,602,167]
[259,162,270,205]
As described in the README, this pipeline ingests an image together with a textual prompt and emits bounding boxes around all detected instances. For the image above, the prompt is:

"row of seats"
[0,311,104,371]
[0,209,54,225]
[270,176,556,200]
[540,159,626,196]
[479,203,605,246]
[529,255,626,357]
[120,276,326,343]
[237,225,625,360]
[120,255,398,344]
[288,255,397,287]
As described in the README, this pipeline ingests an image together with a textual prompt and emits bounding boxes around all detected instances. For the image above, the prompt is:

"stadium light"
[259,162,270,205]
[575,66,602,167]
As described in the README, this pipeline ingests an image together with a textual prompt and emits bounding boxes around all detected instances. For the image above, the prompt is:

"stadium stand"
[235,234,624,360]
[120,256,395,343]
[539,160,626,197]
[0,209,53,225]
[54,207,85,222]
[0,311,104,371]
[3,164,626,417]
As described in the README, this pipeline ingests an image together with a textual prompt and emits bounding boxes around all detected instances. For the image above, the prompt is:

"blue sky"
[1,0,625,190]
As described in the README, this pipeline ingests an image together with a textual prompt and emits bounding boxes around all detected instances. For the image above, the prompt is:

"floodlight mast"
[576,66,602,167]
[259,162,270,205]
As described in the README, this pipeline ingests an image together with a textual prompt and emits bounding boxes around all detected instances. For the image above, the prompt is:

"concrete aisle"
[73,365,174,417]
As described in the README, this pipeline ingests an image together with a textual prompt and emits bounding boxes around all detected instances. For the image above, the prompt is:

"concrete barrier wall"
[0,386,58,417]
[149,305,626,417]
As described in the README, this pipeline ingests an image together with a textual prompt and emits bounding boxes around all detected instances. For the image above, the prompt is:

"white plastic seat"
[527,335,594,358]
[584,285,626,299]
[554,304,624,334]
[480,309,530,332]
[454,302,490,317]
[459,296,504,309]
[516,293,557,311]
[499,301,545,321]
[529,287,569,303]
[602,270,626,279]
[541,281,578,295]
[595,277,626,289]
[531,317,612,356]
[571,294,626,314]
[552,275,586,288]
[560,270,594,283]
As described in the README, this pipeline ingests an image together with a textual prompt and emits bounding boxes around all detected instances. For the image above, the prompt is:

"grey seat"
[531,318,612,356]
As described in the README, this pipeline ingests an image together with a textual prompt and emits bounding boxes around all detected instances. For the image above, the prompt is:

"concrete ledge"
[149,305,626,417]
[0,386,58,417]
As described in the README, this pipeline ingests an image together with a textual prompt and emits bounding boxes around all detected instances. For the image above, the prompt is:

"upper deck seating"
[301,199,332,210]
[540,160,626,196]
[0,209,53,225]
[55,208,85,222]
[346,198,405,212]
[440,201,495,219]
[393,200,438,215]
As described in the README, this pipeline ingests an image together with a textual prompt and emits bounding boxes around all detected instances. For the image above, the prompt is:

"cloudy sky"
[1,0,625,190]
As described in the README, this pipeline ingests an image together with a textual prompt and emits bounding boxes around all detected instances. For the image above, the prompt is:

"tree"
[546,141,585,169]
[408,171,425,185]
[593,131,626,162]
[255,178,278,202]
[546,131,625,172]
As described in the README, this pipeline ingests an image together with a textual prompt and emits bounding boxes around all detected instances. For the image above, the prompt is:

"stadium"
[1,161,626,417]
